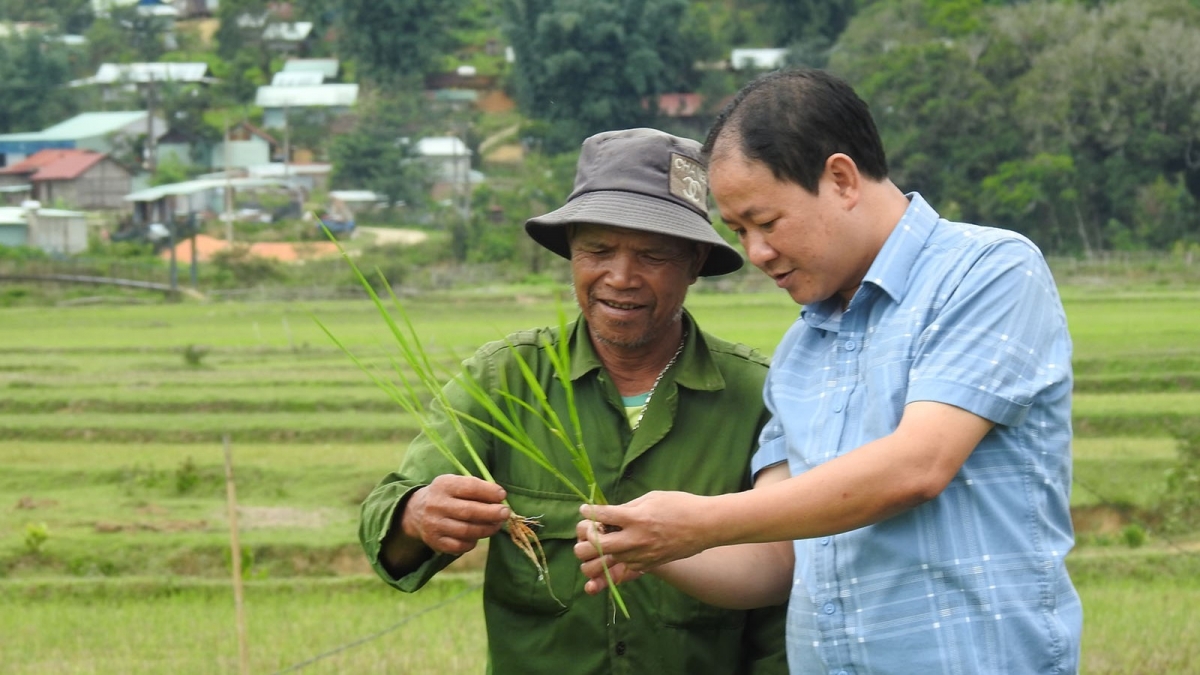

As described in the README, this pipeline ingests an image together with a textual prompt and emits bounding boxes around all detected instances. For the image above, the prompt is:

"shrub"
[24,522,50,554]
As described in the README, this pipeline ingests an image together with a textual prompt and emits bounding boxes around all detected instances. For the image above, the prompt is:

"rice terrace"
[1,261,1199,674]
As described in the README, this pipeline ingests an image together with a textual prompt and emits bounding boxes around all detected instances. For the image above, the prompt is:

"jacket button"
[622,469,633,480]
[615,641,626,656]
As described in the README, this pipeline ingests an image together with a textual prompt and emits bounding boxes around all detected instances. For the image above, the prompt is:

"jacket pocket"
[483,483,584,616]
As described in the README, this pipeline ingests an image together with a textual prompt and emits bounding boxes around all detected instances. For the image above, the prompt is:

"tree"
[0,32,76,134]
[84,5,173,63]
[978,154,1089,254]
[501,0,704,153]
[338,0,474,86]
[329,87,438,211]
[1010,0,1200,250]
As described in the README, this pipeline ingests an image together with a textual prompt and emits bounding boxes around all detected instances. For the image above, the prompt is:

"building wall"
[75,159,133,209]
[34,159,132,210]
[0,223,27,247]
[29,215,88,255]
[212,139,271,169]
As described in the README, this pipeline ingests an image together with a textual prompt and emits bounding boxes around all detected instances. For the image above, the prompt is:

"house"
[72,62,215,88]
[156,121,277,173]
[0,204,89,255]
[254,84,359,129]
[0,149,133,210]
[415,136,484,203]
[0,111,167,167]
[246,162,330,194]
[730,48,789,70]
[271,71,324,87]
[262,21,314,54]
[213,122,278,170]
[280,57,340,81]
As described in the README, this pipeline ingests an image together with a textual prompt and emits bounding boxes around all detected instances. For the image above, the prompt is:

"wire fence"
[267,582,483,674]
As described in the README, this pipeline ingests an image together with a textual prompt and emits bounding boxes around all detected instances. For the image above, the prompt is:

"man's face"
[711,152,865,307]
[569,223,701,350]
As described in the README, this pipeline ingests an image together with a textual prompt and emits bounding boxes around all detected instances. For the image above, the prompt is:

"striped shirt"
[752,193,1082,674]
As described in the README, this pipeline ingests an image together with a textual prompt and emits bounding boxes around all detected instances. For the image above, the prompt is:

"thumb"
[579,503,619,528]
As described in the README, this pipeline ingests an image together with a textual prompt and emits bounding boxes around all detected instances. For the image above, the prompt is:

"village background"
[1,0,1198,673]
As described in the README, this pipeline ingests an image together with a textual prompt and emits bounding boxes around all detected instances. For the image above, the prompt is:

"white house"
[730,48,789,70]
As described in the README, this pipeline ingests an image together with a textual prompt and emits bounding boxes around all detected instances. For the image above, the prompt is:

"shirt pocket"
[483,483,583,616]
[652,576,746,630]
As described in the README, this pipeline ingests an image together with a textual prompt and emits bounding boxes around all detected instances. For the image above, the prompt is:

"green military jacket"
[360,311,786,675]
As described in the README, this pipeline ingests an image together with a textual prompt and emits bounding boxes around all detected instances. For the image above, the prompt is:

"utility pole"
[223,116,233,243]
[145,74,157,175]
[282,105,290,181]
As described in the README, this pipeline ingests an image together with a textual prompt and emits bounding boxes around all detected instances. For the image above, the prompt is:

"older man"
[359,128,787,674]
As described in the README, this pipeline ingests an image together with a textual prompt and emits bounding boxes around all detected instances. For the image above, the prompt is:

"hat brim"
[525,191,743,277]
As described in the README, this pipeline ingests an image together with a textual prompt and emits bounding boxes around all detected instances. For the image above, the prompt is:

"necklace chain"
[632,331,687,431]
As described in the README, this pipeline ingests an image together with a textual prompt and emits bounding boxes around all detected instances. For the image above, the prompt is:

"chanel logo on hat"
[669,153,708,212]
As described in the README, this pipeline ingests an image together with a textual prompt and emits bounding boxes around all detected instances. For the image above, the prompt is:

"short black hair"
[703,69,888,193]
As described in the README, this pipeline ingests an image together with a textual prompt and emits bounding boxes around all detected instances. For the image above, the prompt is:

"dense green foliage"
[1,0,1197,256]
[834,0,1200,254]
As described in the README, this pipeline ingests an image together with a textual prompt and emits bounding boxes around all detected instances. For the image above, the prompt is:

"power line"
[269,582,483,674]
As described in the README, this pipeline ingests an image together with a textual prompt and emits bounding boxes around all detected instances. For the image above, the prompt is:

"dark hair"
[702,68,888,193]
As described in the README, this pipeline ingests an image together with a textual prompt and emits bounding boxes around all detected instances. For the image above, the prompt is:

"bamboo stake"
[222,434,250,675]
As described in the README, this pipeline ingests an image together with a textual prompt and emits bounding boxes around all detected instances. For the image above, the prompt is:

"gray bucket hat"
[525,128,743,277]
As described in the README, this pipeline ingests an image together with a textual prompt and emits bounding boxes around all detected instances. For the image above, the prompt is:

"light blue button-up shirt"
[753,193,1082,674]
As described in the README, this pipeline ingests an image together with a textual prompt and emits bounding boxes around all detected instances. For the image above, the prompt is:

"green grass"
[0,285,1198,673]
[0,576,487,675]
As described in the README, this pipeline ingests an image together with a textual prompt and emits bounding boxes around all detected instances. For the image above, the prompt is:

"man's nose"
[605,252,641,288]
[743,232,777,268]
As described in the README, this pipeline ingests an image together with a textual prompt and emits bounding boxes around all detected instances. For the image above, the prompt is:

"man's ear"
[824,153,861,208]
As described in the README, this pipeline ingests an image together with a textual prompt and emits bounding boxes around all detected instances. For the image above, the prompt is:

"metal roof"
[416,137,471,158]
[271,71,325,87]
[41,111,152,139]
[247,163,331,178]
[263,22,314,41]
[124,177,293,202]
[730,48,788,69]
[76,62,214,86]
[255,84,358,108]
[281,58,340,79]
[0,149,109,181]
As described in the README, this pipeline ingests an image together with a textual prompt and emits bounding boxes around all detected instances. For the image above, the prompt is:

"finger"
[573,539,600,563]
[435,474,507,504]
[584,575,608,595]
[445,498,510,527]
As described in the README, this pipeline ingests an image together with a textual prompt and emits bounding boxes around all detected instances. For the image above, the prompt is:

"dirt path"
[357,226,429,246]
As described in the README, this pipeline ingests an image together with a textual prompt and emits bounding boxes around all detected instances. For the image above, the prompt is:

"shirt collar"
[802,191,939,327]
[859,191,940,305]
[569,310,725,392]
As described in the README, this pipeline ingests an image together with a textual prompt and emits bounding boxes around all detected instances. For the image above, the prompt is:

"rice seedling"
[315,224,629,618]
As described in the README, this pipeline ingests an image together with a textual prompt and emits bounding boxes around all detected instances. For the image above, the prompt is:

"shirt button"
[844,340,857,351]
[823,602,836,615]
[833,403,843,413]
[821,537,832,546]
[615,641,626,656]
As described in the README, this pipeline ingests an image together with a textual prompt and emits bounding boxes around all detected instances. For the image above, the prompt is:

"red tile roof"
[0,149,109,182]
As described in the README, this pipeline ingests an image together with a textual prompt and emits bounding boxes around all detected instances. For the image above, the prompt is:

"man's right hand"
[400,474,510,555]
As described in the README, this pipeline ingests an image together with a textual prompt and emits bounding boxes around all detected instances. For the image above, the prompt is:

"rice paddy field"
[1,282,1199,674]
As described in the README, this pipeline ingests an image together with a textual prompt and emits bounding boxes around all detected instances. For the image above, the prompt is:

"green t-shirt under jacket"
[360,312,787,675]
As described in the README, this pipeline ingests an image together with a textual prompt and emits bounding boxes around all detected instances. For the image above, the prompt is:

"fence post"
[222,434,250,675]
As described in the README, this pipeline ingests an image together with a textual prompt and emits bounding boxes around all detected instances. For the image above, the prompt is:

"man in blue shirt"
[576,69,1082,674]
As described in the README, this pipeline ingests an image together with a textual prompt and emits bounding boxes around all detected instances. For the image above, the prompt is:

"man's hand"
[574,519,644,595]
[575,490,714,572]
[401,474,510,555]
